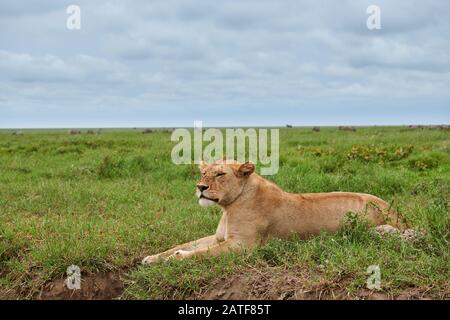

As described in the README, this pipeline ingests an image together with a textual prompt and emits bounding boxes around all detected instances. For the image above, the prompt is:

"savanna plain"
[0,126,448,299]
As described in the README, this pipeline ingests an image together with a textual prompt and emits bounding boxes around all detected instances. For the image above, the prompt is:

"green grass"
[0,127,449,299]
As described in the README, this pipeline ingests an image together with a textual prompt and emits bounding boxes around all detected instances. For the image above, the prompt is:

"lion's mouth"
[200,195,219,202]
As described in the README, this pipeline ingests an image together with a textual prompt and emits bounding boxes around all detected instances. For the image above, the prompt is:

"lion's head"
[196,160,255,207]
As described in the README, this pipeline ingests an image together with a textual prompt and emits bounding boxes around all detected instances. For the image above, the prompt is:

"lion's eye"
[216,172,225,177]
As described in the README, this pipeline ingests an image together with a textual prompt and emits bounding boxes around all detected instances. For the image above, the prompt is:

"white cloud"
[0,0,449,127]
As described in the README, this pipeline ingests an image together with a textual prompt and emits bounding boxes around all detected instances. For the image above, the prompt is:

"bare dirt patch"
[198,266,344,300]
[196,266,447,300]
[7,266,448,300]
[38,271,124,300]
[0,288,19,300]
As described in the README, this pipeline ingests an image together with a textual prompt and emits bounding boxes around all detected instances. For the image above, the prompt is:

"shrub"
[408,153,442,171]
[98,156,126,178]
[97,155,152,178]
[347,145,413,162]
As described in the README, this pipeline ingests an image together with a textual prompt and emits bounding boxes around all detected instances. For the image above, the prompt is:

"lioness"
[142,160,401,264]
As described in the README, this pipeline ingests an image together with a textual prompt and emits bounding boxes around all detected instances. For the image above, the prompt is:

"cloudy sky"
[1,0,449,128]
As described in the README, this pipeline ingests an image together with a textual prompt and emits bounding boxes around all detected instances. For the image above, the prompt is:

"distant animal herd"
[283,124,450,132]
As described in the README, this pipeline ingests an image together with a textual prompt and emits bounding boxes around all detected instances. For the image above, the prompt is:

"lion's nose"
[197,184,209,192]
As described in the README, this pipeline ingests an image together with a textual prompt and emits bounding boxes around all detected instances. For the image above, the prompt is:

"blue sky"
[1,0,449,128]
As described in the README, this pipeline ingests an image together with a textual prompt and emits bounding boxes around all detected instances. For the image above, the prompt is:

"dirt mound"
[14,266,448,300]
[0,288,19,300]
[199,266,325,300]
[196,266,445,300]
[38,271,124,300]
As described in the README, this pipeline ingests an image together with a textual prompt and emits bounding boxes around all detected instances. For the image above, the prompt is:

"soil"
[195,266,448,300]
[38,271,124,300]
[4,265,446,300]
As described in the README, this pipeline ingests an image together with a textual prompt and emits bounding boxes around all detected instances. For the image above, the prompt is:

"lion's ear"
[198,160,207,170]
[237,161,255,177]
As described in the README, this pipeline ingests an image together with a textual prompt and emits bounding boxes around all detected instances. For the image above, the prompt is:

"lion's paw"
[375,224,400,236]
[142,254,161,265]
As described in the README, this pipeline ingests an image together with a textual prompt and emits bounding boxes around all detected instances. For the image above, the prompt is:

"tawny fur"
[142,160,402,264]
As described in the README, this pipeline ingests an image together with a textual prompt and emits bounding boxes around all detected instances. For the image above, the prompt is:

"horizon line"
[1,123,449,130]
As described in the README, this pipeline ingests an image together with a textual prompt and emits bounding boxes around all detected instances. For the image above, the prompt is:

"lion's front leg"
[167,239,251,261]
[142,235,218,265]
